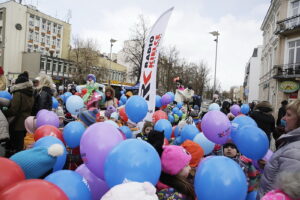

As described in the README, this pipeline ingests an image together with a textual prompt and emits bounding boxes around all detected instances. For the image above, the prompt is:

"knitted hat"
[78,109,99,127]
[101,181,158,200]
[105,105,117,118]
[181,140,204,167]
[87,74,96,82]
[16,71,29,84]
[161,145,191,175]
[261,190,292,200]
[10,144,64,179]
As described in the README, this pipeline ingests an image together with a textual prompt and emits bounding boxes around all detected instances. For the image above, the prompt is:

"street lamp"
[209,31,220,99]
[109,38,117,85]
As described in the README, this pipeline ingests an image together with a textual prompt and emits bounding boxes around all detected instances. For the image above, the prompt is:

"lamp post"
[109,38,117,85]
[209,31,219,99]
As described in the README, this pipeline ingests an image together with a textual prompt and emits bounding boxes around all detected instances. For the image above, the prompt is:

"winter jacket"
[276,106,286,126]
[250,111,276,137]
[32,86,53,115]
[0,110,9,141]
[257,127,300,199]
[3,81,34,131]
[175,89,185,103]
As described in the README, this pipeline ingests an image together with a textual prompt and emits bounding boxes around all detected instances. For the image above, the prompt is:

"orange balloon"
[0,158,25,192]
[152,110,168,124]
[34,125,64,143]
[119,107,128,122]
[0,179,68,200]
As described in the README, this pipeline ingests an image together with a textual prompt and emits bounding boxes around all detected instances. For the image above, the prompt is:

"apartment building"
[259,0,300,113]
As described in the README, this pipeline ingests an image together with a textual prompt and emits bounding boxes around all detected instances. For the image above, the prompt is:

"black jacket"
[250,111,275,136]
[276,106,286,126]
[32,86,53,115]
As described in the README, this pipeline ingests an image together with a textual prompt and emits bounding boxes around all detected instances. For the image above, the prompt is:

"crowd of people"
[0,69,300,200]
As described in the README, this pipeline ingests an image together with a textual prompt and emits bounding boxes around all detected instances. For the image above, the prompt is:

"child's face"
[145,127,153,135]
[223,146,238,158]
[178,165,191,178]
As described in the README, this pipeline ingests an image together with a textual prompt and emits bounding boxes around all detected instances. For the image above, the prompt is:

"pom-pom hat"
[161,145,191,175]
[10,144,64,179]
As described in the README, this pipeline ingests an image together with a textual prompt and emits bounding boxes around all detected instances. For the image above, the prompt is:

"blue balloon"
[119,101,124,106]
[174,126,180,137]
[104,139,161,188]
[235,125,269,160]
[168,114,174,123]
[63,121,86,148]
[181,124,199,142]
[120,95,127,104]
[177,102,183,109]
[33,136,66,171]
[59,94,66,104]
[0,91,12,100]
[125,96,148,123]
[155,95,162,108]
[120,90,125,95]
[52,97,59,109]
[246,190,257,200]
[166,92,175,102]
[240,104,250,115]
[172,107,179,114]
[232,116,257,129]
[64,92,72,101]
[194,156,247,200]
[208,103,220,111]
[177,110,183,117]
[154,119,172,140]
[193,133,215,155]
[45,170,92,200]
[174,136,183,145]
[119,126,133,139]
[66,95,84,115]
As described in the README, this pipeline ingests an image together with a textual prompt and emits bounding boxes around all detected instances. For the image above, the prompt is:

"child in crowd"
[157,145,196,200]
[222,142,259,193]
[136,121,153,141]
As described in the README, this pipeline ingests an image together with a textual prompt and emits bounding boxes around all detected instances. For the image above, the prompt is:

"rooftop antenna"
[66,9,72,23]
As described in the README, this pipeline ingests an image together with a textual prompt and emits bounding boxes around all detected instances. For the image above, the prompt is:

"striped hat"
[78,109,99,127]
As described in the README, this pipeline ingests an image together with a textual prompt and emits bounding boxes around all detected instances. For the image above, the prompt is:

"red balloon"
[171,126,176,138]
[81,88,88,95]
[34,125,64,142]
[160,105,167,110]
[152,110,168,124]
[164,138,169,146]
[0,158,25,192]
[0,179,68,200]
[119,107,128,122]
[197,122,202,132]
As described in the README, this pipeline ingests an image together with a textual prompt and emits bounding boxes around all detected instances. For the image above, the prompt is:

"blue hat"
[10,144,64,179]
[78,109,99,126]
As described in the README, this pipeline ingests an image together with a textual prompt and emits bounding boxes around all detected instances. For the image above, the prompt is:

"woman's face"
[144,126,153,135]
[283,109,299,132]
[106,91,112,97]
[178,165,191,178]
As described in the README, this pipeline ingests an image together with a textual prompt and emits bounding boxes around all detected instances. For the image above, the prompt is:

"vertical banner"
[138,7,174,121]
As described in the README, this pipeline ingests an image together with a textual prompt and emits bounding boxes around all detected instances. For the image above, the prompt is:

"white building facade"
[244,46,262,103]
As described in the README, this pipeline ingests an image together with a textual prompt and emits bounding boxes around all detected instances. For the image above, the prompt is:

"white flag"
[138,7,174,121]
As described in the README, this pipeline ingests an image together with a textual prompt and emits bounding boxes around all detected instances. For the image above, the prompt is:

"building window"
[288,39,300,64]
[0,12,3,20]
[57,25,62,34]
[27,44,33,52]
[40,61,45,70]
[52,38,56,46]
[56,50,60,55]
[53,23,57,33]
[40,47,44,53]
[42,19,46,30]
[34,32,39,42]
[46,36,50,45]
[35,16,40,27]
[47,22,51,32]
[34,45,38,52]
[41,35,45,43]
[0,27,2,35]
[292,1,300,16]
[29,31,33,40]
[57,38,60,47]
[53,61,57,72]
[58,64,62,72]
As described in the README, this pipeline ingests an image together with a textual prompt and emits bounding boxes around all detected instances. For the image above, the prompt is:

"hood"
[105,86,115,98]
[276,127,300,149]
[10,81,34,96]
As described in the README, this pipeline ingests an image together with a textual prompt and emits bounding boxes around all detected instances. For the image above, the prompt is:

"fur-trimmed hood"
[10,81,33,96]
[105,86,115,98]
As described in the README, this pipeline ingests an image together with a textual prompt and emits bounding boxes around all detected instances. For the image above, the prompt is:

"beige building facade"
[259,0,300,114]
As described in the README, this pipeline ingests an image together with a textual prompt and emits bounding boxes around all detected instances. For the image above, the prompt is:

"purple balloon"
[36,110,59,128]
[230,104,241,116]
[76,164,109,200]
[161,94,172,105]
[80,122,124,180]
[36,109,49,119]
[252,149,273,173]
[201,110,231,144]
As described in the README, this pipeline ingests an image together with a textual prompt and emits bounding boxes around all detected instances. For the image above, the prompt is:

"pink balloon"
[24,116,37,134]
[201,110,231,145]
[80,122,124,180]
[76,164,109,200]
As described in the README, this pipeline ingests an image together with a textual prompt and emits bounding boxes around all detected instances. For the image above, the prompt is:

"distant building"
[0,0,71,81]
[259,0,300,113]
[243,46,262,103]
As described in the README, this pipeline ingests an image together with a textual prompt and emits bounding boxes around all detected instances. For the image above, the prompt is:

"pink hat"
[161,145,191,175]
[262,190,292,200]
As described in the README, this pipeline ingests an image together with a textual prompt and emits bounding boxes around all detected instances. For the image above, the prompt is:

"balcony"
[273,64,300,79]
[275,14,300,36]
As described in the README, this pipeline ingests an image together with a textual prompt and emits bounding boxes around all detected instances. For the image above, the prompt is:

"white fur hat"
[101,182,158,200]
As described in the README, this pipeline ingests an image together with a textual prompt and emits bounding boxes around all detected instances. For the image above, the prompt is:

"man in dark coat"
[4,71,34,154]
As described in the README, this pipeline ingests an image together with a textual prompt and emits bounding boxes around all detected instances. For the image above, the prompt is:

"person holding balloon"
[222,141,259,193]
[258,100,300,199]
[136,121,154,141]
[31,74,54,115]
[157,145,196,200]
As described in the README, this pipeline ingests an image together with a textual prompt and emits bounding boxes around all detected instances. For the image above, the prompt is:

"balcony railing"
[273,63,300,79]
[275,14,300,35]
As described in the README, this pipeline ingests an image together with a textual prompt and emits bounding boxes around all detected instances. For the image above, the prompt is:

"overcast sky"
[13,0,270,91]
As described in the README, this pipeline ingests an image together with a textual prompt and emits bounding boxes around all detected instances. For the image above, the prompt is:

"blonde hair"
[37,74,54,89]
[286,100,300,126]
